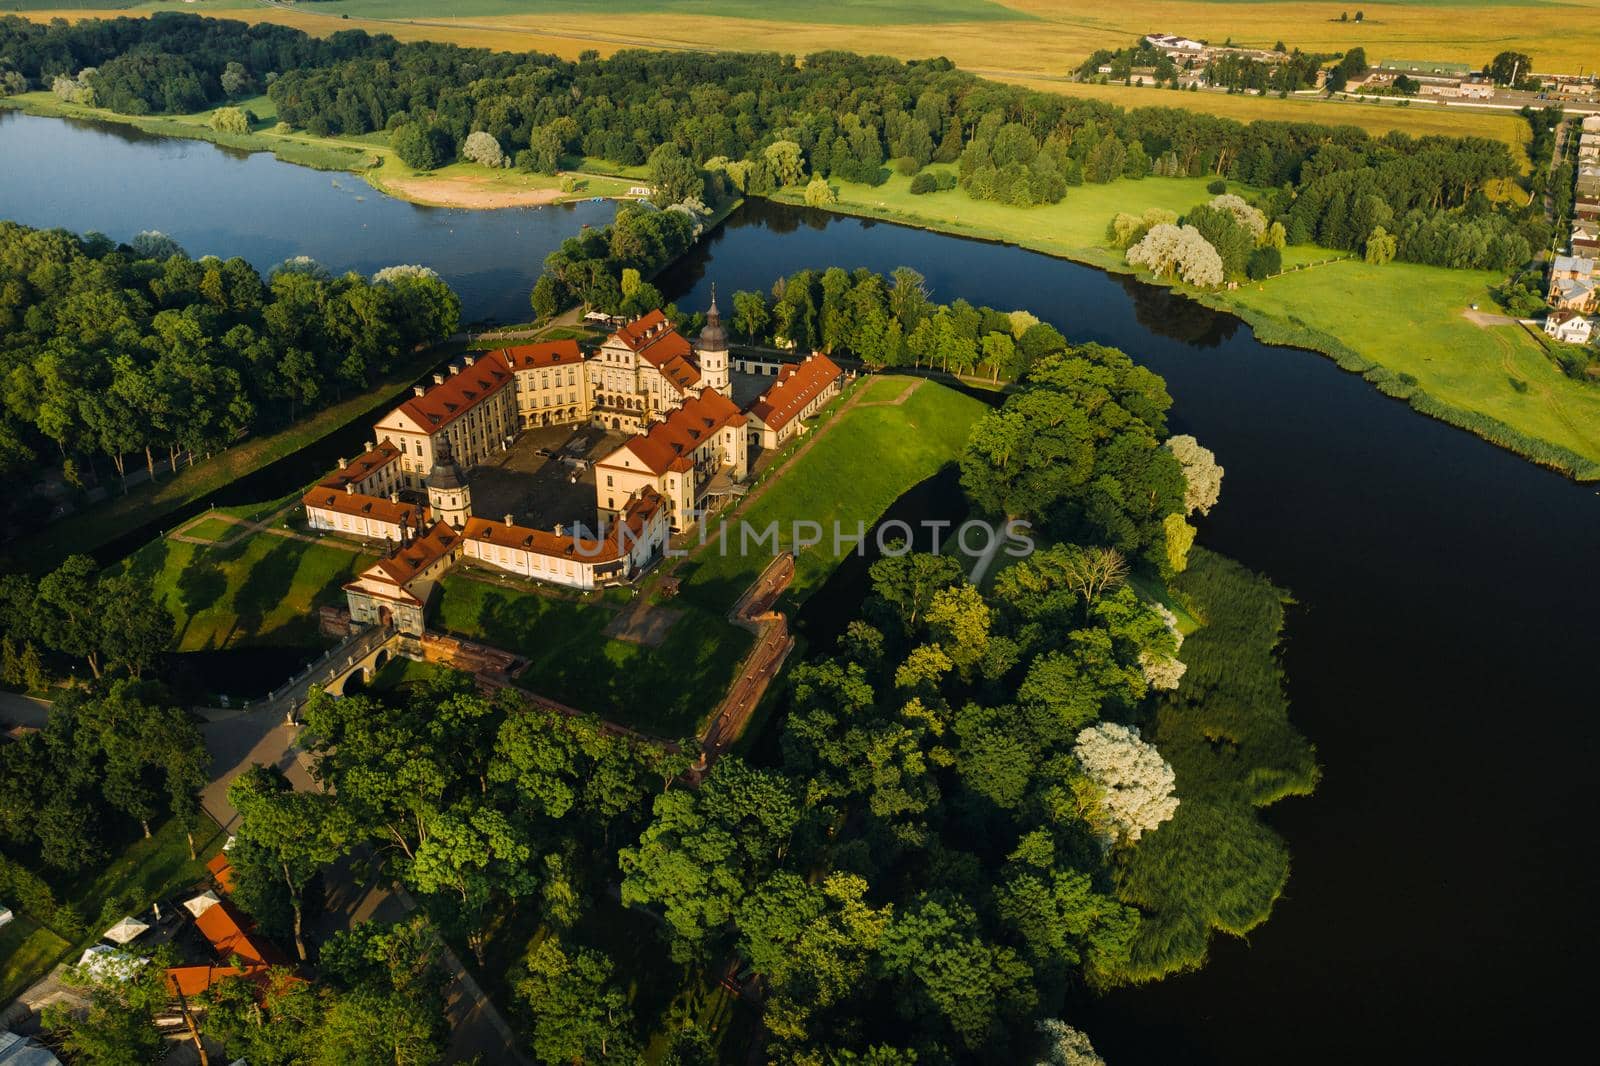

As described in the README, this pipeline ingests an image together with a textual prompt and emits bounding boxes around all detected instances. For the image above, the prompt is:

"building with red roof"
[595,388,748,531]
[743,353,843,450]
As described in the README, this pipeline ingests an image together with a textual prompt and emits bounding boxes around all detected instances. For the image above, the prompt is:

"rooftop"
[746,353,842,432]
[318,441,400,490]
[370,521,461,586]
[462,487,664,565]
[614,389,747,475]
[499,338,585,370]
[302,486,422,527]
[379,352,513,433]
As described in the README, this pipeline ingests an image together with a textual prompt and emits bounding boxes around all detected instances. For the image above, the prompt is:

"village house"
[742,353,844,450]
[595,387,749,531]
[1544,310,1593,345]
[1571,218,1600,256]
[1548,254,1597,312]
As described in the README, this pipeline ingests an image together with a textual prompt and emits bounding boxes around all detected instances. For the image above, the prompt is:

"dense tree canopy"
[0,221,458,500]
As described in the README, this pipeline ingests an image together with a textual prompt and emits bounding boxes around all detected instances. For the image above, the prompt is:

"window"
[606,475,613,487]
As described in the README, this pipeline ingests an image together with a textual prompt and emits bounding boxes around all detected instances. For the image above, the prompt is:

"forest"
[0,13,1543,271]
[0,221,459,505]
[0,295,1316,1061]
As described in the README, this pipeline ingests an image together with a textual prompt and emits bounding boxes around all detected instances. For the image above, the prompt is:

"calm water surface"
[4,112,1596,1065]
[0,109,609,323]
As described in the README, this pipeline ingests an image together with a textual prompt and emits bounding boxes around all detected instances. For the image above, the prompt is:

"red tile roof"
[302,486,423,527]
[381,353,513,433]
[613,389,746,475]
[611,311,695,371]
[317,442,400,490]
[499,339,586,370]
[462,487,663,566]
[746,354,842,432]
[206,852,236,895]
[369,521,460,586]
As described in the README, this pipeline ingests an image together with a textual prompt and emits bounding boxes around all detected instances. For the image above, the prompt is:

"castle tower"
[696,284,731,398]
[426,439,472,529]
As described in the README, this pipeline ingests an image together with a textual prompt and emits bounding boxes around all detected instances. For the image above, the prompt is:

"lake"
[3,110,1596,1064]
[0,108,611,324]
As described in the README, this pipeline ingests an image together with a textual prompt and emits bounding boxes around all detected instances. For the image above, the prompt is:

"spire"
[697,282,728,352]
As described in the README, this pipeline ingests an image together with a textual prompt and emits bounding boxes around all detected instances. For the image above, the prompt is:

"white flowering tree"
[1207,193,1267,242]
[1165,434,1224,516]
[1073,723,1179,845]
[462,130,506,168]
[1126,224,1224,288]
[1139,605,1187,691]
[1035,1019,1106,1066]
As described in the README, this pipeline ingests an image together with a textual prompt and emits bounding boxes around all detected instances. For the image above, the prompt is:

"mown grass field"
[0,914,68,1004]
[123,529,376,652]
[432,571,750,737]
[19,0,1594,120]
[677,377,988,612]
[777,169,1600,472]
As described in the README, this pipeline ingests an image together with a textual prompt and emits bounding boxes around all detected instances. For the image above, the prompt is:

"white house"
[1544,310,1593,345]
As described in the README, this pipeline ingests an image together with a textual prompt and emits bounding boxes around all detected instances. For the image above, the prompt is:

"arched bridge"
[251,622,401,722]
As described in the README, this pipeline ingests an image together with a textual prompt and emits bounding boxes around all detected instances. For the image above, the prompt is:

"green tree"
[229,764,356,960]
[44,947,172,1066]
[732,289,769,342]
[514,937,640,1063]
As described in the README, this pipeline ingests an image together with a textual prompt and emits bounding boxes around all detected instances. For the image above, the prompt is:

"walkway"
[699,554,796,763]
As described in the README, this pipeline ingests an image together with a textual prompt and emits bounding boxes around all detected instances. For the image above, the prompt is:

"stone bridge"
[251,622,402,722]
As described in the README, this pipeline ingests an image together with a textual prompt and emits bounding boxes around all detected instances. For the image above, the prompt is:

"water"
[0,109,611,324]
[4,115,1597,1064]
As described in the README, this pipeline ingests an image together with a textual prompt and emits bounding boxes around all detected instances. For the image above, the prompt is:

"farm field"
[774,169,1600,472]
[15,0,1598,94]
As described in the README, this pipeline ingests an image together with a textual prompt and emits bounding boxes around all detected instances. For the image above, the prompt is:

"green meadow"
[432,572,750,738]
[677,378,988,612]
[780,171,1600,477]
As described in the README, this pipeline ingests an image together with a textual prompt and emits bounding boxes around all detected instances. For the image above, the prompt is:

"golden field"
[10,0,1581,147]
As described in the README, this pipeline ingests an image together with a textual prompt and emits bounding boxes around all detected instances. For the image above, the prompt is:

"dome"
[428,439,467,491]
[697,284,728,352]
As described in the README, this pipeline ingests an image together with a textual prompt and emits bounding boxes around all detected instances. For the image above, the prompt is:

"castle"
[301,292,843,634]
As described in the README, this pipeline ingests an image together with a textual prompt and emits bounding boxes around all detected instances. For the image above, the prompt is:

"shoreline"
[5,97,1594,480]
[765,189,1600,483]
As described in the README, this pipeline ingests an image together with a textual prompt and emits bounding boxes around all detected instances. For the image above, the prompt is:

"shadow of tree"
[232,538,302,645]
[175,555,228,645]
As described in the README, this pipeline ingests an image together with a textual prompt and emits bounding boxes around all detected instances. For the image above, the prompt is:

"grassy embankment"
[120,510,377,653]
[0,817,227,1004]
[676,376,989,611]
[0,90,641,208]
[1,336,446,571]
[769,170,1600,479]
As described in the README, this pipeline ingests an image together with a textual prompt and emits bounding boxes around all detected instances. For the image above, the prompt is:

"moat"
[2,109,1595,1064]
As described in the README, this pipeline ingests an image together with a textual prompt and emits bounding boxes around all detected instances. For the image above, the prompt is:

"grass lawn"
[122,529,376,652]
[784,171,1600,475]
[432,572,750,737]
[176,516,241,544]
[676,378,988,612]
[0,915,70,1005]
[1222,261,1600,466]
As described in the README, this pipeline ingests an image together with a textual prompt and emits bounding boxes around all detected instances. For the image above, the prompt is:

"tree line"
[1,13,1522,220]
[0,221,459,498]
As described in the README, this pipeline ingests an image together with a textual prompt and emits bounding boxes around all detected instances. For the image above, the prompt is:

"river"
[3,111,1595,1065]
